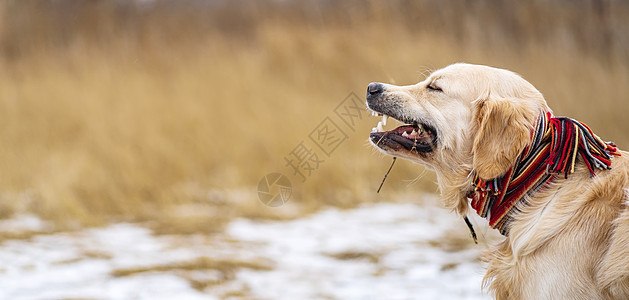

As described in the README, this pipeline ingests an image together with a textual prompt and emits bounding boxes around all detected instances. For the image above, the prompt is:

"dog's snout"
[367,82,384,96]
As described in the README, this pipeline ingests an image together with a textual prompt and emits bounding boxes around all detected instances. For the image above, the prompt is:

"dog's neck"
[464,111,619,235]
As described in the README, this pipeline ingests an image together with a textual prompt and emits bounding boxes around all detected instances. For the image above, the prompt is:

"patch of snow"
[227,198,491,300]
[0,224,213,300]
[0,195,494,300]
[0,214,51,232]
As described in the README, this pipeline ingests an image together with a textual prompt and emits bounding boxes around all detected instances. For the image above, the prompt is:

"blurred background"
[2,0,628,230]
[0,0,627,298]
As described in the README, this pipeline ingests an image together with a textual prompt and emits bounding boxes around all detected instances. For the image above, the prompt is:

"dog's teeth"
[371,111,376,117]
[372,127,377,133]
[402,131,409,137]
[382,115,387,126]
[411,129,417,136]
[377,121,384,132]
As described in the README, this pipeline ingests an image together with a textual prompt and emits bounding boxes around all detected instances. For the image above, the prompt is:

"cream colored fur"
[367,63,629,299]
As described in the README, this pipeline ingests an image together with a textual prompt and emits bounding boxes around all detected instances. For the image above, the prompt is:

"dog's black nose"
[367,82,384,96]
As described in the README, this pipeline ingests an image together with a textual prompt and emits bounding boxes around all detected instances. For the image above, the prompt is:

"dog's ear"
[472,96,537,180]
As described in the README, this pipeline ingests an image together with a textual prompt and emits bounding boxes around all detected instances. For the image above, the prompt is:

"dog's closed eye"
[427,82,442,92]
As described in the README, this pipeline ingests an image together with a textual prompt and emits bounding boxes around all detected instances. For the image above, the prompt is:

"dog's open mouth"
[369,112,437,153]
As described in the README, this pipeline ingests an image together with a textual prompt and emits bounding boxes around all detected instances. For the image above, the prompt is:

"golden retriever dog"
[366,63,629,299]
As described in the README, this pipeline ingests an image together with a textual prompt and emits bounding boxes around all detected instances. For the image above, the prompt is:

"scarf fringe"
[469,111,619,235]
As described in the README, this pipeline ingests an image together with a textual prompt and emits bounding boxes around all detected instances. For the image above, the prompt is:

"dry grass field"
[0,0,628,231]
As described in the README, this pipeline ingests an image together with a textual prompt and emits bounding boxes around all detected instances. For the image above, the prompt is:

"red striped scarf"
[468,111,620,235]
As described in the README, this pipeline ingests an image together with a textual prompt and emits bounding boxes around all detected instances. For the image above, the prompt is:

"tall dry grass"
[0,0,627,230]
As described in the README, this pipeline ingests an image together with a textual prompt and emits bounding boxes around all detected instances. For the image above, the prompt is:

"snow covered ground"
[0,196,495,300]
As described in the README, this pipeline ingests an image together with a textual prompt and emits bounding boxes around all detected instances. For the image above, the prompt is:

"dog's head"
[367,63,550,181]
